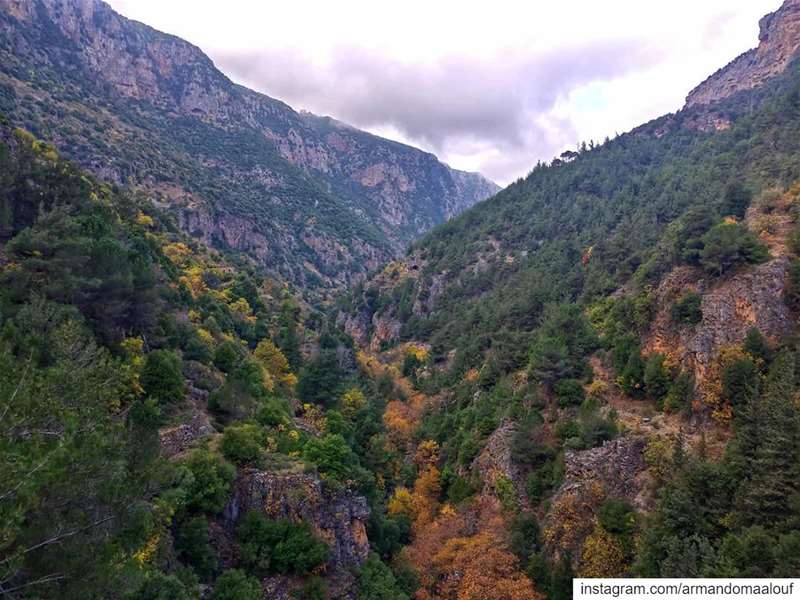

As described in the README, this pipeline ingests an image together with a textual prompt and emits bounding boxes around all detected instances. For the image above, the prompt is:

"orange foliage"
[543,483,605,556]
[414,440,440,468]
[412,466,442,531]
[383,400,415,446]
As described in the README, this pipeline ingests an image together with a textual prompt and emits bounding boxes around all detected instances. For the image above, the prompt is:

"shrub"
[214,340,244,373]
[175,516,218,580]
[356,554,409,600]
[699,223,769,276]
[220,424,265,465]
[644,354,671,402]
[140,349,185,404]
[555,378,585,407]
[302,433,356,481]
[131,572,192,600]
[670,293,702,325]
[237,512,329,576]
[209,569,262,600]
[183,450,236,513]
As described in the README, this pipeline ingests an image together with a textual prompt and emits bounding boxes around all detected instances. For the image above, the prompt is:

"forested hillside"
[0,0,497,294]
[0,125,415,599]
[3,0,800,599]
[339,6,800,597]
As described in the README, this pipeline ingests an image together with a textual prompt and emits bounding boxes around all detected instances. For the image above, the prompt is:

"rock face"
[644,258,794,384]
[686,0,800,107]
[223,469,371,575]
[560,437,648,507]
[0,0,498,291]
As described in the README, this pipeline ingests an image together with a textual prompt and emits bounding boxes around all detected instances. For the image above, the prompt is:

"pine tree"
[735,351,800,527]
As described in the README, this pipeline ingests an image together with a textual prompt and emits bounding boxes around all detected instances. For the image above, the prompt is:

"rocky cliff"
[221,468,371,599]
[0,0,498,292]
[686,0,800,107]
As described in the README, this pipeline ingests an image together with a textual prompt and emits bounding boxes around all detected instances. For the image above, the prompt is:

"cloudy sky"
[108,0,779,185]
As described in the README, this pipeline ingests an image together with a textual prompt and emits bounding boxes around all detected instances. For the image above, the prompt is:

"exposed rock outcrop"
[644,258,794,384]
[223,469,371,575]
[686,0,800,107]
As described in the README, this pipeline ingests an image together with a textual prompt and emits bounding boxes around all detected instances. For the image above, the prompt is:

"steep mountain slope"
[338,1,800,594]
[686,0,800,107]
[0,0,498,294]
[0,123,412,600]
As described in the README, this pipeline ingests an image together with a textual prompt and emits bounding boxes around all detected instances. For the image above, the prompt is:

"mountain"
[338,0,800,594]
[0,0,498,295]
[686,0,800,107]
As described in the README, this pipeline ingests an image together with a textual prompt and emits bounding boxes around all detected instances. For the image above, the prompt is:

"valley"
[1,1,800,599]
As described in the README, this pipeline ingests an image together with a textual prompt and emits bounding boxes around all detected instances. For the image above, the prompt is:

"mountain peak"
[685,0,800,107]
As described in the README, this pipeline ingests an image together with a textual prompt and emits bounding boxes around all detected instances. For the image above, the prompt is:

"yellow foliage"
[340,387,367,416]
[586,380,609,400]
[412,466,442,531]
[121,336,144,357]
[702,345,759,424]
[644,435,673,482]
[406,343,429,362]
[463,368,480,383]
[132,534,160,565]
[414,440,440,468]
[383,400,414,446]
[432,531,541,600]
[229,297,253,317]
[179,265,207,298]
[135,212,155,228]
[388,487,415,519]
[543,484,605,554]
[188,309,202,323]
[163,242,192,267]
[254,339,295,389]
[580,525,627,577]
[196,328,215,347]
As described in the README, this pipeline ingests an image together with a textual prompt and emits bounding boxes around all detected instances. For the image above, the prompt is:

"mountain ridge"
[0,0,498,295]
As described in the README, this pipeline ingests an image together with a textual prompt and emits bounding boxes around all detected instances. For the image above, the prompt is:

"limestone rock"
[686,0,800,108]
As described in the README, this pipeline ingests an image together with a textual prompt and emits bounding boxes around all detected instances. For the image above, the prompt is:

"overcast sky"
[107,0,779,185]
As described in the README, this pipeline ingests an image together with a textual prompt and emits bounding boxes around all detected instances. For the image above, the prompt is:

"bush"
[183,450,236,513]
[555,378,585,406]
[670,293,702,325]
[175,516,218,580]
[302,433,356,481]
[214,340,244,373]
[220,424,265,465]
[237,512,329,576]
[699,223,769,276]
[131,572,193,600]
[356,554,409,600]
[644,354,671,402]
[140,349,185,404]
[598,499,636,536]
[209,569,262,600]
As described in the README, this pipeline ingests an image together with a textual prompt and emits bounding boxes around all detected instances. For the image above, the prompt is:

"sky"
[107,0,780,185]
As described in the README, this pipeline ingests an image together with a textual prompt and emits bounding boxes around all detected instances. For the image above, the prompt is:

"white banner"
[574,579,799,600]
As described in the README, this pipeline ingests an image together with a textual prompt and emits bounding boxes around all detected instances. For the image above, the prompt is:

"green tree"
[183,450,236,513]
[699,222,769,276]
[175,516,218,581]
[220,424,265,465]
[302,433,357,481]
[237,512,329,576]
[644,354,671,403]
[209,569,262,600]
[356,554,409,600]
[141,349,185,404]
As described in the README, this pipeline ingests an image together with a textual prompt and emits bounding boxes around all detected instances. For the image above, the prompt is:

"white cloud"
[107,0,780,184]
